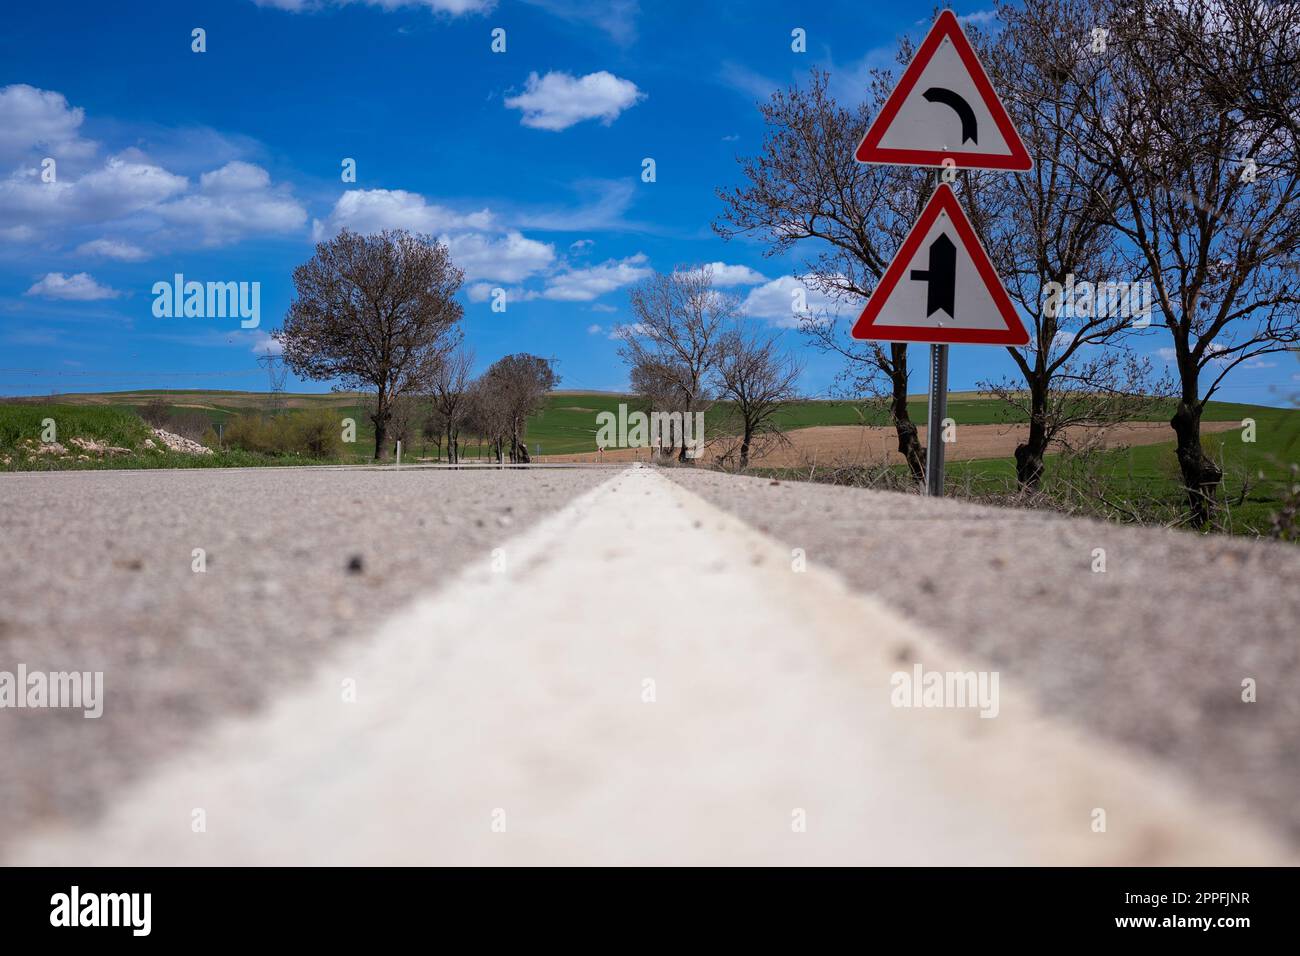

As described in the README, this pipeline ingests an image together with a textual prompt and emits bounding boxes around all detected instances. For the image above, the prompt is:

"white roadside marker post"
[396,440,401,470]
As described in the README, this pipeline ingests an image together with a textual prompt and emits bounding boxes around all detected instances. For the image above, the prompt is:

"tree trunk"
[371,392,390,461]
[739,423,753,469]
[1171,397,1222,527]
[890,345,925,480]
[1014,382,1049,489]
[446,423,457,463]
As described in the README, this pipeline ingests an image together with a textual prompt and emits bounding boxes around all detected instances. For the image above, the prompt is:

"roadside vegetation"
[753,401,1298,539]
[0,403,318,470]
[714,0,1298,529]
[2,387,1295,537]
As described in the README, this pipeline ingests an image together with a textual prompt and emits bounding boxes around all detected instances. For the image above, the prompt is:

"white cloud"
[75,238,150,262]
[466,282,538,304]
[609,322,650,340]
[692,261,766,286]
[249,330,284,355]
[442,230,555,283]
[742,275,844,327]
[589,302,617,313]
[198,160,271,194]
[0,155,188,232]
[586,323,603,334]
[505,71,645,131]
[313,187,555,283]
[25,272,121,301]
[542,253,652,301]
[157,161,306,245]
[0,86,308,253]
[0,84,97,165]
[311,188,493,240]
[1050,329,1077,353]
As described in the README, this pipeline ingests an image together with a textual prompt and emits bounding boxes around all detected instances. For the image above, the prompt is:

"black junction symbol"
[909,234,957,318]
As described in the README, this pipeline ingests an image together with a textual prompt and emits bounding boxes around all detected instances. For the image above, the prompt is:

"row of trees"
[274,227,803,468]
[274,228,558,462]
[424,350,558,463]
[619,266,802,468]
[716,0,1300,525]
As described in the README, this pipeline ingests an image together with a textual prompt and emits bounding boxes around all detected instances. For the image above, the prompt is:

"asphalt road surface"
[0,463,1295,864]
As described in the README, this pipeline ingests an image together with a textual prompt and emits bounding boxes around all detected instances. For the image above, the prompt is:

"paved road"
[667,468,1300,844]
[0,465,613,851]
[1,464,1295,864]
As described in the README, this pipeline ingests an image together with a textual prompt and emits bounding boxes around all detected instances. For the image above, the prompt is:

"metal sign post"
[925,343,948,497]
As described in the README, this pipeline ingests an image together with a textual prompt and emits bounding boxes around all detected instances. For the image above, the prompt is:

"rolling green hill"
[4,389,1292,458]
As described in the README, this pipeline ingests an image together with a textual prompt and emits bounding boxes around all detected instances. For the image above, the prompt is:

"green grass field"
[2,389,1296,535]
[0,402,347,470]
[926,403,1297,535]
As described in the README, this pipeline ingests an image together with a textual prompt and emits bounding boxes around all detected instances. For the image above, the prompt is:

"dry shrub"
[222,409,343,459]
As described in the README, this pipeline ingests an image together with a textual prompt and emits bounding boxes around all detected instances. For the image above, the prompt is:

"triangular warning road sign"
[856,10,1032,171]
[850,184,1030,346]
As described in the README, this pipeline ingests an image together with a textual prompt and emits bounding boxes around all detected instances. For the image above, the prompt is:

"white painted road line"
[8,465,1289,865]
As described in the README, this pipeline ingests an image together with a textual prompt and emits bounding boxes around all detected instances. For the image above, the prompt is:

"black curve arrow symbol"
[922,87,978,144]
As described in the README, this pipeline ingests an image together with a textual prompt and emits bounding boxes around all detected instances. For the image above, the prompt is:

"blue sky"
[0,0,1293,405]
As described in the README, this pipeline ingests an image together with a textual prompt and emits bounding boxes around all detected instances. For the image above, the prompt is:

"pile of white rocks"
[70,436,132,455]
[149,428,214,455]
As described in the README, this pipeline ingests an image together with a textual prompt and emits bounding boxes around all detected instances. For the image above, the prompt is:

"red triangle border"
[855,10,1033,172]
[850,184,1031,346]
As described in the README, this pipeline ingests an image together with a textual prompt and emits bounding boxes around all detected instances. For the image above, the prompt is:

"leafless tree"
[385,393,423,454]
[714,325,803,468]
[479,354,560,463]
[964,0,1167,487]
[463,378,509,463]
[275,229,463,460]
[1063,0,1300,523]
[620,266,734,461]
[627,354,689,457]
[422,408,445,460]
[431,341,475,463]
[714,68,932,480]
